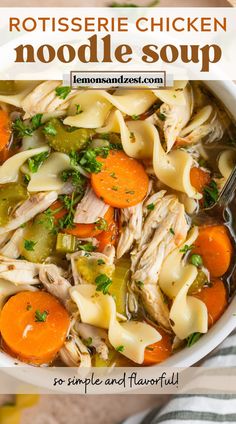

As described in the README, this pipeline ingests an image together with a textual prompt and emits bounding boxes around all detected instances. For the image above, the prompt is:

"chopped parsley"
[95,274,112,295]
[147,203,155,211]
[28,151,49,173]
[24,239,37,251]
[75,104,83,115]
[26,303,32,311]
[190,254,203,267]
[31,113,43,130]
[125,190,135,195]
[13,114,43,138]
[83,337,93,346]
[116,345,125,352]
[55,86,72,100]
[180,244,193,254]
[187,332,202,347]
[131,114,140,120]
[169,228,175,235]
[95,218,108,231]
[43,122,57,136]
[203,180,219,208]
[78,146,109,174]
[136,281,144,289]
[78,243,96,252]
[157,112,166,121]
[112,186,118,191]
[97,259,105,266]
[61,168,85,187]
[23,174,31,184]
[110,172,117,179]
[35,309,48,323]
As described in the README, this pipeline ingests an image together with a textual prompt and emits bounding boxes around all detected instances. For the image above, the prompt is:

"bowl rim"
[0,80,236,390]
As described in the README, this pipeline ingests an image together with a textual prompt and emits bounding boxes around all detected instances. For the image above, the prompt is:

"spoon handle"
[218,166,236,207]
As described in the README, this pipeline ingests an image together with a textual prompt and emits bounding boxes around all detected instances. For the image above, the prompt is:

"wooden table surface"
[0,0,232,423]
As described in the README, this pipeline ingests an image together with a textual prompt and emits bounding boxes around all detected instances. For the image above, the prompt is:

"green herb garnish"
[55,86,72,100]
[136,281,144,289]
[158,112,166,121]
[131,114,140,120]
[75,104,83,115]
[187,332,202,347]
[28,151,49,173]
[97,259,105,265]
[43,122,57,136]
[203,180,219,208]
[180,244,193,254]
[95,218,108,231]
[170,228,175,235]
[147,203,155,211]
[95,274,112,295]
[78,243,96,252]
[35,309,48,323]
[116,345,125,352]
[24,239,37,251]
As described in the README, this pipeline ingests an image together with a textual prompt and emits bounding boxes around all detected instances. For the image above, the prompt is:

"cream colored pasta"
[0,146,50,184]
[218,150,236,179]
[159,227,208,339]
[70,284,161,364]
[65,89,156,129]
[21,152,72,192]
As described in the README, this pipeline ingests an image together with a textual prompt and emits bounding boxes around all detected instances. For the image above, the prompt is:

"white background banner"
[0,7,236,80]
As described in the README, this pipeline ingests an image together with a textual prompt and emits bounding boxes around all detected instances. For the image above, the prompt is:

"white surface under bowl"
[0,80,235,389]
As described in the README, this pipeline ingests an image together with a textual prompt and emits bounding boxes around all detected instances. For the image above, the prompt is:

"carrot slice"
[190,167,211,193]
[0,110,11,152]
[194,279,227,327]
[143,327,172,366]
[91,150,149,208]
[0,291,70,365]
[50,200,114,238]
[67,206,114,238]
[96,218,119,252]
[193,225,233,277]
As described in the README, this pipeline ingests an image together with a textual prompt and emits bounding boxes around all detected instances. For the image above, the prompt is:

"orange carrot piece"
[194,279,227,327]
[190,167,211,193]
[96,218,119,252]
[0,110,11,152]
[66,206,114,238]
[50,200,114,238]
[0,291,70,365]
[143,327,172,366]
[193,225,233,277]
[91,150,149,208]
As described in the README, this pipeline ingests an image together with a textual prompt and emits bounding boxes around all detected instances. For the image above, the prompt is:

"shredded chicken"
[0,191,58,235]
[178,109,224,145]
[22,81,78,119]
[39,264,71,303]
[131,193,189,329]
[74,186,109,224]
[157,84,193,152]
[117,203,143,259]
[0,255,39,284]
[117,181,152,259]
[60,333,91,367]
[76,323,109,361]
[0,228,24,259]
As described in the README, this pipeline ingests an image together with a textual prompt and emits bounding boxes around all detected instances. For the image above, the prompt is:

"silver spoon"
[193,166,236,226]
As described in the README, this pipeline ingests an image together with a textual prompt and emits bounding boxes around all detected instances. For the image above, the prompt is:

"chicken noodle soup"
[0,80,235,367]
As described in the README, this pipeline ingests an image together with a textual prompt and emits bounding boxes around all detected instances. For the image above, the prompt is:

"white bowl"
[0,80,236,380]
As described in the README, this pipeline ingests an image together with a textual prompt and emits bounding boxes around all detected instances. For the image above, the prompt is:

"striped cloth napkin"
[122,329,236,424]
